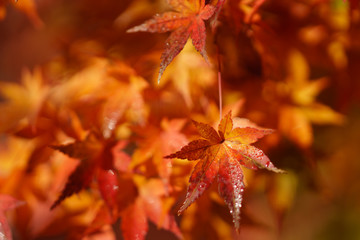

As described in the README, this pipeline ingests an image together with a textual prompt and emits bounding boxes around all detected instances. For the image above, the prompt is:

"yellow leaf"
[160,41,216,108]
[269,171,298,213]
[279,106,312,148]
[287,49,309,87]
[0,68,48,132]
[302,103,345,125]
[292,78,327,106]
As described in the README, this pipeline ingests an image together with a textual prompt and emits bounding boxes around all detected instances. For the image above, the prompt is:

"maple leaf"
[1,0,43,28]
[127,0,217,83]
[120,178,181,240]
[0,68,49,133]
[131,118,188,188]
[11,0,44,28]
[49,58,148,140]
[271,49,344,147]
[101,72,149,139]
[159,41,216,108]
[50,134,128,210]
[210,0,225,30]
[0,194,24,240]
[166,111,282,230]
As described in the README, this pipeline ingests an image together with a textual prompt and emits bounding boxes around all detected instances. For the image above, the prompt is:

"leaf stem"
[216,45,223,120]
[218,68,222,119]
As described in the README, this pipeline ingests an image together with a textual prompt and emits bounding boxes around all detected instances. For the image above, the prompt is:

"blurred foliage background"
[1,0,360,239]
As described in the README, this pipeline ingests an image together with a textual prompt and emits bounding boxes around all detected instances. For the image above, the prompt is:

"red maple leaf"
[127,0,217,83]
[50,134,129,211]
[0,195,24,240]
[165,111,283,230]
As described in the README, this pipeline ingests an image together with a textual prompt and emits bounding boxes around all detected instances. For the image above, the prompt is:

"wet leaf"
[166,111,283,231]
[127,0,217,83]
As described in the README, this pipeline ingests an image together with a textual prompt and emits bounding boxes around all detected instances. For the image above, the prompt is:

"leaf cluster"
[1,0,359,239]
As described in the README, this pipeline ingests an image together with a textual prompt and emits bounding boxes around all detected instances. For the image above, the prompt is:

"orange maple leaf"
[0,68,49,133]
[131,118,188,189]
[121,178,182,240]
[127,0,217,83]
[266,49,345,148]
[166,111,283,230]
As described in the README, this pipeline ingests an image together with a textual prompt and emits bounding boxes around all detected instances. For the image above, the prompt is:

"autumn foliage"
[1,0,360,239]
[166,111,284,231]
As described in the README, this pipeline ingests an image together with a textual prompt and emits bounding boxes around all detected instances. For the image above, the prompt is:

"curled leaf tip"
[271,168,286,174]
[177,210,183,216]
[126,25,147,33]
